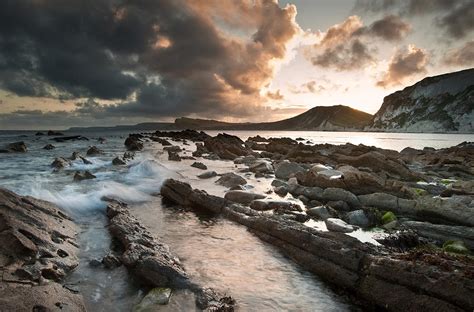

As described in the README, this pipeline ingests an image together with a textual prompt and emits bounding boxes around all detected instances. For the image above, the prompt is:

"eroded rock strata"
[161,179,474,311]
[0,188,85,312]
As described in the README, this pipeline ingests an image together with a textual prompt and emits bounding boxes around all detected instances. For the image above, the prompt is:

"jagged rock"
[224,190,266,205]
[151,137,172,146]
[164,146,181,153]
[197,171,218,179]
[112,157,126,165]
[51,157,70,169]
[215,173,247,188]
[168,151,181,161]
[3,141,27,153]
[86,146,103,156]
[134,288,172,310]
[322,188,360,209]
[125,135,144,151]
[51,135,88,142]
[47,130,64,136]
[204,133,252,160]
[250,199,301,212]
[0,188,85,311]
[325,218,356,233]
[275,161,305,180]
[35,131,44,136]
[102,252,122,269]
[73,171,96,181]
[43,144,55,150]
[191,162,207,170]
[249,159,274,174]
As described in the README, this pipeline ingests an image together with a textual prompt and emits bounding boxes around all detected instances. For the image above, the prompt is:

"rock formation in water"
[370,68,474,133]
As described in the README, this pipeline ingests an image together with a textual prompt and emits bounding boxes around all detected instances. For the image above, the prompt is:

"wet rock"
[192,142,209,157]
[322,188,360,209]
[73,171,96,181]
[327,200,350,212]
[234,155,257,165]
[197,171,217,179]
[154,129,210,142]
[247,135,269,142]
[376,231,424,251]
[307,206,333,220]
[43,144,55,150]
[250,199,301,212]
[344,210,370,228]
[0,188,85,311]
[191,162,207,170]
[123,152,135,160]
[325,218,356,233]
[79,156,92,164]
[442,240,469,255]
[3,141,27,153]
[51,157,70,170]
[51,135,88,142]
[102,252,122,269]
[47,130,64,136]
[134,288,172,310]
[112,157,126,165]
[215,173,247,188]
[381,211,397,225]
[204,133,252,160]
[274,185,289,196]
[89,259,102,267]
[125,135,144,151]
[249,159,274,174]
[35,131,44,136]
[86,146,103,156]
[151,137,172,146]
[168,151,181,161]
[274,160,305,180]
[224,190,266,205]
[401,221,474,250]
[163,145,181,153]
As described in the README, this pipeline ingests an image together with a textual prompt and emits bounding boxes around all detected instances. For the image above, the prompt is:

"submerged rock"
[51,157,70,169]
[73,171,96,181]
[134,288,172,311]
[125,135,144,151]
[43,143,55,150]
[2,141,27,153]
[112,157,126,165]
[86,145,103,156]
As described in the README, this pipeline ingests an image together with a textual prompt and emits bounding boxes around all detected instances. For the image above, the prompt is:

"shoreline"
[0,129,472,311]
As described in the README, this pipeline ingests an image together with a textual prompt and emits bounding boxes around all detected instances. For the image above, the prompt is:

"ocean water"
[0,129,472,310]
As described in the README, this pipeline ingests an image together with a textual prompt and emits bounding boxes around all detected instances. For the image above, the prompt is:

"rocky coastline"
[0,129,473,311]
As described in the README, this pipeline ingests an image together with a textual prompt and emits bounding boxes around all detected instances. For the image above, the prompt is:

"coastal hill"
[370,68,474,133]
[69,68,474,133]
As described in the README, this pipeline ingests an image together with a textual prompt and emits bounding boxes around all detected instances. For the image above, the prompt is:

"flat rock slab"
[224,190,266,205]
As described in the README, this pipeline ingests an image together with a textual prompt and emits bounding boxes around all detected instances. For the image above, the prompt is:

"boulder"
[51,157,70,169]
[250,199,301,212]
[249,160,274,174]
[215,173,247,188]
[112,157,126,165]
[322,188,360,209]
[191,162,207,170]
[164,146,181,153]
[102,252,122,269]
[344,210,370,228]
[275,161,305,180]
[307,206,333,220]
[197,171,218,179]
[73,171,96,181]
[168,151,181,161]
[86,146,103,156]
[234,155,257,165]
[5,141,27,153]
[125,135,144,151]
[204,133,252,160]
[43,143,55,150]
[325,218,356,233]
[224,191,266,205]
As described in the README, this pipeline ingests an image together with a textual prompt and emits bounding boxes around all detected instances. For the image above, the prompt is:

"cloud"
[0,0,300,122]
[353,0,474,38]
[376,44,429,88]
[306,15,409,71]
[443,41,474,66]
[266,90,284,100]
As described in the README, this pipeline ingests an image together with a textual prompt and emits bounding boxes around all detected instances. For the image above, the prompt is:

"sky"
[0,0,473,129]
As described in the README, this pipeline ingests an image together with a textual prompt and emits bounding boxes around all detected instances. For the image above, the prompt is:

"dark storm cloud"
[0,0,300,120]
[306,15,409,71]
[353,0,474,38]
[443,41,474,66]
[377,45,429,87]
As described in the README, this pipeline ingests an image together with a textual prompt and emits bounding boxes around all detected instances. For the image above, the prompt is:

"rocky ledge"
[105,199,235,311]
[0,188,85,311]
[161,179,474,311]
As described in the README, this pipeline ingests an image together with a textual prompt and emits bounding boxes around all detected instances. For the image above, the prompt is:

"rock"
[191,162,207,170]
[73,171,96,181]
[112,157,126,165]
[274,185,289,196]
[51,157,70,169]
[376,231,426,251]
[134,288,172,311]
[4,141,27,153]
[249,160,274,174]
[442,240,469,255]
[234,155,257,165]
[250,199,301,212]
[247,135,269,142]
[43,144,55,150]
[381,211,397,225]
[102,253,122,269]
[123,152,135,160]
[89,259,102,267]
[215,173,247,188]
[168,151,181,161]
[97,137,106,144]
[47,130,64,136]
[325,218,356,233]
[154,129,210,142]
[275,161,305,180]
[197,171,218,179]
[327,200,350,212]
[86,146,103,156]
[79,156,92,164]
[224,191,266,205]
[125,135,144,151]
[401,221,474,250]
[35,131,44,136]
[344,210,370,228]
[322,188,360,209]
[151,137,172,146]
[51,135,88,142]
[163,146,181,153]
[307,206,332,220]
[204,133,252,160]
[0,188,85,311]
